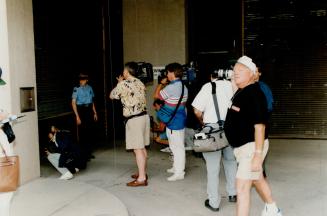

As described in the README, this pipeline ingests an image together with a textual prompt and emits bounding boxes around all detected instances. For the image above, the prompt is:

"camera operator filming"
[154,63,188,181]
[109,62,150,187]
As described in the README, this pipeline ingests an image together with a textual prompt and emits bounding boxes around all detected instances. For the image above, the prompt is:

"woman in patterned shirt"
[110,62,150,187]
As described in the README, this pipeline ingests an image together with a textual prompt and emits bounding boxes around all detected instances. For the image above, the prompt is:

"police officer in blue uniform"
[72,73,98,161]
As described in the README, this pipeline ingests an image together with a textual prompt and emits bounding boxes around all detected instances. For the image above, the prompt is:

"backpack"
[259,81,274,113]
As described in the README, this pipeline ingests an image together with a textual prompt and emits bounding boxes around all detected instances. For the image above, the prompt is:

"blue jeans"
[202,146,237,208]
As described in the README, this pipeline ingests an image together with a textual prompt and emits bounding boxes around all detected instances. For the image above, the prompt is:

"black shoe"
[228,195,237,203]
[90,155,95,159]
[204,199,219,212]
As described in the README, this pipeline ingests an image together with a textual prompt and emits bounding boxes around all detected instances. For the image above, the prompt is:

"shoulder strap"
[210,82,223,129]
[166,81,184,124]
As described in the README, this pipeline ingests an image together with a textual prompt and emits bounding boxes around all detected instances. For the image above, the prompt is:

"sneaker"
[168,154,174,162]
[160,147,172,153]
[167,173,184,181]
[166,167,175,173]
[59,171,73,180]
[261,205,282,216]
[204,199,219,212]
[228,195,237,203]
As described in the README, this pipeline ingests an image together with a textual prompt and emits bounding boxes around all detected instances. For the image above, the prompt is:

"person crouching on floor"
[45,126,86,180]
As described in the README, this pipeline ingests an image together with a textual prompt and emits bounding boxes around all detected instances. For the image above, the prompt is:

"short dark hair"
[166,63,183,79]
[78,73,89,80]
[124,62,139,76]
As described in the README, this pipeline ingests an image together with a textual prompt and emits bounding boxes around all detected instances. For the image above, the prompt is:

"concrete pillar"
[0,0,40,183]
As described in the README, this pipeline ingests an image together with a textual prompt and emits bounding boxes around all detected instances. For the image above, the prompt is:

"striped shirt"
[159,79,188,130]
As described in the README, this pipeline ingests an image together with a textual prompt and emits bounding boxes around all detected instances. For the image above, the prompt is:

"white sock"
[266,202,278,212]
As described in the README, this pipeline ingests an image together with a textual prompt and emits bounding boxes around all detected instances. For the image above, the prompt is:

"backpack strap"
[210,82,224,130]
[166,81,184,124]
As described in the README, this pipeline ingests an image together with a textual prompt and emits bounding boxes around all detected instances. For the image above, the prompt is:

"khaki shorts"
[233,140,269,180]
[125,114,150,150]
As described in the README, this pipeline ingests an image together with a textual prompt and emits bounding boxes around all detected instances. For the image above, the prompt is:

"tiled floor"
[11,139,327,216]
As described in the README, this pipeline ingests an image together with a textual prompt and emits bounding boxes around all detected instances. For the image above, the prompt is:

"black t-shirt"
[224,83,269,148]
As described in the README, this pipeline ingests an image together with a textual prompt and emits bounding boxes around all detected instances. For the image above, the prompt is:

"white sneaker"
[166,167,175,173]
[261,205,282,216]
[167,173,185,181]
[160,147,172,153]
[59,171,73,180]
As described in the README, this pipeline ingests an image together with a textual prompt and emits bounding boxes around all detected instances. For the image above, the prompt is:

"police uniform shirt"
[72,84,94,105]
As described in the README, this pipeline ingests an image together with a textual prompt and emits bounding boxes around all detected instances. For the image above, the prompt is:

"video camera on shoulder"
[158,69,168,85]
[212,69,234,80]
[136,62,154,84]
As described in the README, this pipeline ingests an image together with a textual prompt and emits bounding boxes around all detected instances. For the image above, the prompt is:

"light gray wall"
[123,0,186,65]
[0,0,40,184]
[123,0,187,118]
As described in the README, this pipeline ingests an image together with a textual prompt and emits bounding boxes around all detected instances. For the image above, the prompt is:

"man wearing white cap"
[224,56,282,216]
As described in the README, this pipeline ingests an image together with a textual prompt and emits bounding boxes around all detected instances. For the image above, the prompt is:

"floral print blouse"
[110,77,147,117]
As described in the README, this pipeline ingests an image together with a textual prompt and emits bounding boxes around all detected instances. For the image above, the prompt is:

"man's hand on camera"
[117,75,124,83]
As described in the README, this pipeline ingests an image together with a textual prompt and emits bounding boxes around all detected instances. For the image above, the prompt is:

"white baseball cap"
[237,56,257,74]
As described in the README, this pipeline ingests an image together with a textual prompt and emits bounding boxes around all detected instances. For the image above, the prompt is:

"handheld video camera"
[157,69,168,84]
[136,62,154,84]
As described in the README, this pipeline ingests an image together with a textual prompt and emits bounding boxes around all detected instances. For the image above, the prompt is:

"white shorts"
[233,140,269,180]
[125,114,150,150]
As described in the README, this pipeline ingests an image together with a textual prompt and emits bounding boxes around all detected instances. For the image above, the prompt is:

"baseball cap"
[237,56,257,74]
[0,68,6,85]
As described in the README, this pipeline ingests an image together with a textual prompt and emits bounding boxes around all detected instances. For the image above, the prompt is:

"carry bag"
[0,143,19,192]
[157,81,184,124]
[193,82,229,152]
[2,122,16,143]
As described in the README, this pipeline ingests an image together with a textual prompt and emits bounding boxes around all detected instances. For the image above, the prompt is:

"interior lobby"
[0,0,326,215]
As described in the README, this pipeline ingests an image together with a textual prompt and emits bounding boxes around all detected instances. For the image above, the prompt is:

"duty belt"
[77,103,92,108]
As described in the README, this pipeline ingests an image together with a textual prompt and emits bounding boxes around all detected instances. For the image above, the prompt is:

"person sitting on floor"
[45,126,86,180]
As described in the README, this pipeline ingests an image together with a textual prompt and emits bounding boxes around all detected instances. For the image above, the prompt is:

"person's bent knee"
[47,153,55,160]
[252,173,264,186]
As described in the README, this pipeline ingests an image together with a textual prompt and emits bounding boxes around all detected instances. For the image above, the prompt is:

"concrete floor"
[11,139,327,216]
